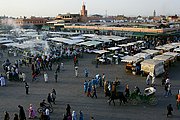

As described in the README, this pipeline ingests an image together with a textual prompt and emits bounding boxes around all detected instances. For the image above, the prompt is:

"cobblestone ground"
[0,51,180,120]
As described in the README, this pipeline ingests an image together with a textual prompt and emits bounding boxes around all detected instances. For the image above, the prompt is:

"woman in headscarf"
[28,104,36,119]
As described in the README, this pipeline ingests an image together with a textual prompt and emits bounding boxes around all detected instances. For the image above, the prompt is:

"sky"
[0,0,179,17]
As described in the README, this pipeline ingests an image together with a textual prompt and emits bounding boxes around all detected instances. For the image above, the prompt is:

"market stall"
[141,59,164,77]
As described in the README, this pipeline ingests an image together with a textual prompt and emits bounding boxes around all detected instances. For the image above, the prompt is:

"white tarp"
[121,56,143,63]
[163,52,179,57]
[108,47,120,51]
[48,37,84,45]
[142,49,160,55]
[134,53,151,59]
[93,50,109,54]
[174,48,180,53]
[118,44,129,47]
[78,41,102,47]
[153,55,174,62]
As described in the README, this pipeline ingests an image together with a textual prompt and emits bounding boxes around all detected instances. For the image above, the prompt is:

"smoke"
[1,18,20,29]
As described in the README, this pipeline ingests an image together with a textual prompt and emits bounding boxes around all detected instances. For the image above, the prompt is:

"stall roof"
[99,36,127,41]
[163,44,178,49]
[97,39,112,43]
[48,37,71,42]
[136,40,144,43]
[174,48,180,53]
[121,56,143,63]
[82,34,96,38]
[107,47,120,51]
[70,36,85,40]
[77,41,102,47]
[87,37,111,43]
[141,59,164,66]
[48,37,84,45]
[163,52,179,57]
[93,50,109,54]
[171,43,180,47]
[127,42,137,46]
[142,49,160,55]
[133,53,151,59]
[153,55,174,61]
[155,45,174,51]
[0,40,14,44]
[118,44,129,47]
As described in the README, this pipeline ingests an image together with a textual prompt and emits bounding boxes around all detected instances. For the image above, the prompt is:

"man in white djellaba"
[44,72,48,83]
[0,74,6,86]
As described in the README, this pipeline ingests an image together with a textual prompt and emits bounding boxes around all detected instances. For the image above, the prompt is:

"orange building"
[15,16,47,27]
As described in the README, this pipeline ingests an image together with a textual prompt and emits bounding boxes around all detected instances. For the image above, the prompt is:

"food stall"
[140,59,165,77]
[133,53,151,60]
[93,50,110,64]
[153,55,174,67]
[121,56,143,75]
[173,48,180,60]
[142,49,160,56]
[163,52,179,62]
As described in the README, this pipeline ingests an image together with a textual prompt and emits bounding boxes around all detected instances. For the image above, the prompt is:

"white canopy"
[118,44,129,47]
[153,55,174,62]
[134,53,151,59]
[136,40,144,43]
[77,41,102,47]
[48,37,84,45]
[142,49,160,55]
[174,48,180,53]
[121,56,143,63]
[155,45,173,51]
[93,50,109,54]
[163,52,179,57]
[127,42,137,46]
[108,47,120,51]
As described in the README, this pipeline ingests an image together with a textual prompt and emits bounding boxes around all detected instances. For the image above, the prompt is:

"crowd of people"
[1,37,180,119]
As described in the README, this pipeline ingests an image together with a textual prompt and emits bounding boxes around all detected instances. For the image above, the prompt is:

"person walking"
[79,110,83,120]
[87,81,92,97]
[50,91,56,105]
[13,113,19,120]
[66,104,71,116]
[28,104,36,119]
[45,108,50,120]
[102,73,105,87]
[146,73,151,85]
[176,90,180,110]
[151,73,155,85]
[4,111,10,120]
[0,74,6,87]
[167,83,172,96]
[91,86,97,99]
[54,71,58,83]
[22,72,26,82]
[84,68,88,77]
[44,72,48,83]
[18,105,26,120]
[25,82,29,95]
[125,84,130,98]
[72,111,77,120]
[61,62,64,71]
[167,104,173,117]
[47,93,52,106]
[165,77,170,85]
[84,80,88,94]
[75,66,78,77]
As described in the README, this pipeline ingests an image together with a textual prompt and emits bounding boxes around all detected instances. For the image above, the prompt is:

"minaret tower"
[153,10,156,17]
[81,0,87,17]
